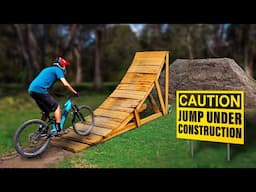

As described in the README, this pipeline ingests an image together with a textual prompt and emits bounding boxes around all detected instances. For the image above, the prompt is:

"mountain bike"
[13,95,95,158]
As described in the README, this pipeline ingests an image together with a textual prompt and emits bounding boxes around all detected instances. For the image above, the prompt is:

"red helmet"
[56,57,70,67]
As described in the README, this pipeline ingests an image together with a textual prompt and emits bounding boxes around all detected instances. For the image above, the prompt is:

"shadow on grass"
[195,141,226,154]
[195,112,256,160]
[230,112,256,159]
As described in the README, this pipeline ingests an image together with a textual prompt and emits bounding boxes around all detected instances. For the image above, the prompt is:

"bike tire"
[14,119,51,158]
[72,105,95,136]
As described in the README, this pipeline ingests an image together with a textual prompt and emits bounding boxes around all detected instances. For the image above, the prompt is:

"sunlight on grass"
[56,153,97,168]
[2,88,256,168]
[57,105,256,168]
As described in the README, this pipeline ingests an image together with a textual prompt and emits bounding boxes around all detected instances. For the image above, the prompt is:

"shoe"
[57,129,69,135]
[38,125,48,137]
[40,132,48,137]
[51,129,68,136]
[50,130,58,136]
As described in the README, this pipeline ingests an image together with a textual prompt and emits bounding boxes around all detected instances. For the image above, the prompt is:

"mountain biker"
[28,56,79,136]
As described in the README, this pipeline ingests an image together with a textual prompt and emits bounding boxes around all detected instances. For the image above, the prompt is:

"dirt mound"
[160,58,256,111]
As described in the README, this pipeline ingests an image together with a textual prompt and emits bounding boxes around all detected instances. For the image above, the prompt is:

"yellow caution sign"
[176,90,244,144]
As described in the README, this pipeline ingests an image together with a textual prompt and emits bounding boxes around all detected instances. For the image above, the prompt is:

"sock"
[56,123,61,132]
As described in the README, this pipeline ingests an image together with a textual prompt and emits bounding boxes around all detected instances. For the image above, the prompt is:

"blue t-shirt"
[28,66,64,94]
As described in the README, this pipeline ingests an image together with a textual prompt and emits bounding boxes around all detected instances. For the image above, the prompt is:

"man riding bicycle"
[28,56,78,136]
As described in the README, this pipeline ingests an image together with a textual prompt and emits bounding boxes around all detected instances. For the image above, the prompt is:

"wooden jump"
[51,51,170,152]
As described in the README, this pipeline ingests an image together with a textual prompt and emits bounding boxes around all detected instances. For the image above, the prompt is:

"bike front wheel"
[14,119,51,158]
[72,105,95,136]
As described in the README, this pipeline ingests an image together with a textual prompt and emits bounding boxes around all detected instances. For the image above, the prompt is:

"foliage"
[1,24,256,84]
[101,24,141,82]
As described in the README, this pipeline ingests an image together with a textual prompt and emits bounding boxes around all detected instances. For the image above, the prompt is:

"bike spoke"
[14,119,51,158]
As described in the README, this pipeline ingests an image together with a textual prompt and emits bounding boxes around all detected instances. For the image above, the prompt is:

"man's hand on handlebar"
[73,92,79,97]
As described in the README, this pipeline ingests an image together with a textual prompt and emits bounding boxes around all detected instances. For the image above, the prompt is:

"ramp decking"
[51,51,170,152]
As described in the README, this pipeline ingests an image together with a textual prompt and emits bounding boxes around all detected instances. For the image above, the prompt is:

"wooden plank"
[99,97,139,108]
[111,89,146,97]
[111,93,143,100]
[103,122,137,141]
[104,113,163,141]
[105,114,136,138]
[91,126,113,137]
[94,108,130,120]
[68,124,112,137]
[140,112,163,124]
[117,84,151,92]
[135,83,155,110]
[121,73,156,84]
[128,65,162,74]
[148,94,160,113]
[165,52,169,115]
[155,80,166,114]
[108,113,162,140]
[138,103,147,112]
[93,116,121,129]
[99,104,134,113]
[110,90,146,100]
[71,121,94,133]
[62,131,103,145]
[109,94,142,100]
[134,109,141,127]
[50,138,90,153]
[132,58,165,66]
[134,51,168,58]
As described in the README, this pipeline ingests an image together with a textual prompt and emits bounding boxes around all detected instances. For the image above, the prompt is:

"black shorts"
[29,91,58,114]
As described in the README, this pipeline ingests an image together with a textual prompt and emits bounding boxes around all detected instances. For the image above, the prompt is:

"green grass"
[57,105,256,168]
[2,84,256,168]
[0,88,110,155]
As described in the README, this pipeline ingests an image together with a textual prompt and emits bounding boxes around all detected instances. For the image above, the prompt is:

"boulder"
[160,58,256,111]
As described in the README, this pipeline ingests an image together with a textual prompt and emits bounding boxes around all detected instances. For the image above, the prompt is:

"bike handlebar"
[53,92,79,99]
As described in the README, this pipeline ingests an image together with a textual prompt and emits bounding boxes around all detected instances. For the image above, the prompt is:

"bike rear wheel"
[14,119,51,158]
[72,105,94,136]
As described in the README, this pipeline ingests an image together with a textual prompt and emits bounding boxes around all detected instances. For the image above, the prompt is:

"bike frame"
[14,94,94,158]
[46,96,73,133]
[60,97,72,129]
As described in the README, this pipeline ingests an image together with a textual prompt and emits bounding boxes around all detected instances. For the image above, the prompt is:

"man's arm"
[60,77,78,95]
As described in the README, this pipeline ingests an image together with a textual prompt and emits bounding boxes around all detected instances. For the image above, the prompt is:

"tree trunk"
[14,24,31,82]
[243,24,254,78]
[94,27,103,90]
[74,44,82,83]
[186,26,193,59]
[245,44,254,78]
[186,33,193,59]
[62,24,78,56]
[27,24,40,72]
[39,24,48,67]
[14,24,40,83]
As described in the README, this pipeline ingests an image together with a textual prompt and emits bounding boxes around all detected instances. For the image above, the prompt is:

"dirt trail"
[0,146,73,168]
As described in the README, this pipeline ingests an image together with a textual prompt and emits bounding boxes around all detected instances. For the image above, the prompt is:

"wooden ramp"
[51,51,170,152]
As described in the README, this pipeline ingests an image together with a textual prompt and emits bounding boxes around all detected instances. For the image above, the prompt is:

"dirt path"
[0,146,73,168]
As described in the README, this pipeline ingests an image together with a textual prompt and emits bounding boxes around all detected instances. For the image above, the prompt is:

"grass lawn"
[56,105,256,168]
[0,88,110,155]
[2,84,256,168]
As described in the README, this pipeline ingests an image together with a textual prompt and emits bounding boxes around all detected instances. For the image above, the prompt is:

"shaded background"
[0,24,255,90]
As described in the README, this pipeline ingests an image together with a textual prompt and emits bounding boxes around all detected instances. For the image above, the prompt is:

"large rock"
[160,58,256,111]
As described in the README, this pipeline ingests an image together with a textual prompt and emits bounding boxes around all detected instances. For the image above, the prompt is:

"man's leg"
[40,111,49,121]
[54,104,68,135]
[54,104,61,131]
